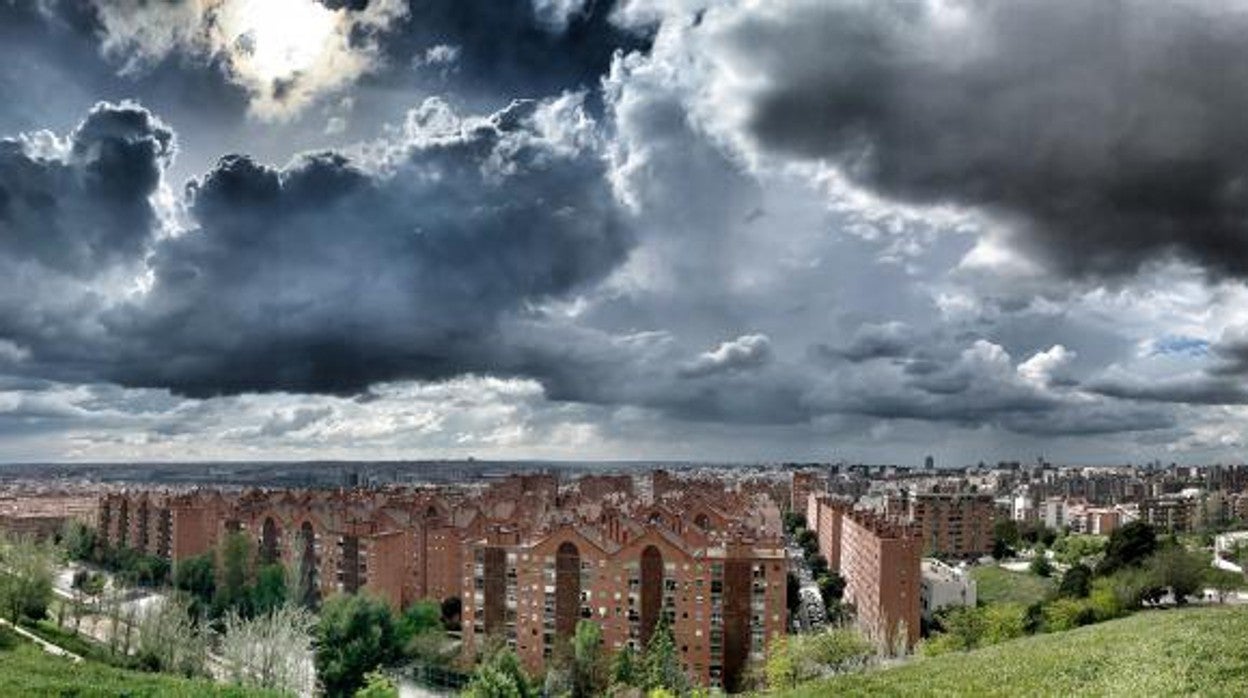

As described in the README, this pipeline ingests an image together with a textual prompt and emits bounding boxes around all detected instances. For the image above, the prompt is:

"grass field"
[971,565,1056,606]
[0,626,275,697]
[781,605,1248,697]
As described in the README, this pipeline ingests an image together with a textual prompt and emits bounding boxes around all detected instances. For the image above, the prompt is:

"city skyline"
[4,1,1248,465]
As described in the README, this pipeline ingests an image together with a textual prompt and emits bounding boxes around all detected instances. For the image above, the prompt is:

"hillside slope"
[783,606,1248,697]
[0,627,276,698]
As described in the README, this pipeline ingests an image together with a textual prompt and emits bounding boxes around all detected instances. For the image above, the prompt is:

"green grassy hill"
[970,565,1055,606]
[0,627,276,697]
[781,606,1248,697]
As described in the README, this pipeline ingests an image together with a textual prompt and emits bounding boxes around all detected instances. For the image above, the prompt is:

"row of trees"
[20,521,455,697]
[788,515,850,624]
[464,617,694,698]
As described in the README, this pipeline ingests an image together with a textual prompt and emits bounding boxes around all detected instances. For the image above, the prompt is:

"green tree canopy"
[1058,563,1092,598]
[315,594,402,697]
[1098,522,1158,575]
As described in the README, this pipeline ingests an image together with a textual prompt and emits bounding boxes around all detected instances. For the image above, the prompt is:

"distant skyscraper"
[924,455,935,470]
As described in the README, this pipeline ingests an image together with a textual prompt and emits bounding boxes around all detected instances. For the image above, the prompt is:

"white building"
[1042,497,1066,530]
[919,558,977,621]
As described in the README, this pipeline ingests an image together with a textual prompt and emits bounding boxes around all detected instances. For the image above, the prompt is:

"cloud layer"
[4,1,1248,463]
[665,0,1248,280]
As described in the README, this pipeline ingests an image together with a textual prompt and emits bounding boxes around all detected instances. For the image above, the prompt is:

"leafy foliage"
[0,535,55,622]
[315,593,402,697]
[1097,521,1158,575]
[1057,563,1092,598]
[641,616,689,696]
[464,645,535,698]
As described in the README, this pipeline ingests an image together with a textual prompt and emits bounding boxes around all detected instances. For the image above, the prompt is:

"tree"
[173,553,215,619]
[765,627,871,689]
[641,616,689,696]
[763,634,799,691]
[979,604,1026,645]
[1098,521,1158,575]
[354,671,399,698]
[804,626,872,674]
[316,593,402,697]
[797,529,819,558]
[1030,555,1053,578]
[994,519,1021,548]
[135,594,208,677]
[61,520,97,561]
[464,646,535,698]
[818,572,846,602]
[991,537,1014,560]
[1052,535,1107,567]
[0,535,55,622]
[250,564,287,616]
[221,603,316,696]
[440,596,463,631]
[216,531,255,615]
[783,512,807,534]
[933,606,985,651]
[1087,579,1124,621]
[1147,545,1205,605]
[398,600,442,640]
[1042,597,1093,631]
[569,620,608,698]
[610,644,638,688]
[808,554,829,579]
[1058,563,1092,598]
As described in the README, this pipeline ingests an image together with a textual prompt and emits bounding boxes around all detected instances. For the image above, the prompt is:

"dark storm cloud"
[373,0,649,103]
[0,101,173,275]
[709,0,1248,279]
[1089,374,1248,406]
[0,97,630,397]
[108,97,628,396]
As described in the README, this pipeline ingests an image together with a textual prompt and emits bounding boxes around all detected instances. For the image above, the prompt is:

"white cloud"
[93,0,408,120]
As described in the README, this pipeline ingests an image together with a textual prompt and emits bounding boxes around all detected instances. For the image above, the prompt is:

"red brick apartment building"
[790,470,826,512]
[887,490,996,558]
[97,471,787,691]
[807,494,921,650]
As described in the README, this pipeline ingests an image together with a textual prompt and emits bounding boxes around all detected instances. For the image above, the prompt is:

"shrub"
[1043,598,1094,632]
[980,603,1027,645]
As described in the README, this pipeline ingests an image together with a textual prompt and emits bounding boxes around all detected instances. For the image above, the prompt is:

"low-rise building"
[919,558,976,621]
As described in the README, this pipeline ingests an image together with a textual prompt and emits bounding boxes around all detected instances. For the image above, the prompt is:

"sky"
[3,0,1248,466]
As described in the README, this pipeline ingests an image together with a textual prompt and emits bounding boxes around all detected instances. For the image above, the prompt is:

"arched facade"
[299,521,320,607]
[554,541,581,638]
[261,517,280,565]
[640,544,664,646]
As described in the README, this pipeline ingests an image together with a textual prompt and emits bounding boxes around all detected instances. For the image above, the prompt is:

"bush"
[1029,556,1054,578]
[1087,579,1124,622]
[1058,563,1092,598]
[1043,598,1094,632]
[980,603,1027,645]
[919,632,963,657]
